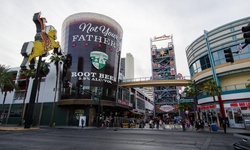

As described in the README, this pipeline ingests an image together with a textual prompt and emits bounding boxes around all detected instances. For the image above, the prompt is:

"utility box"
[244,119,250,130]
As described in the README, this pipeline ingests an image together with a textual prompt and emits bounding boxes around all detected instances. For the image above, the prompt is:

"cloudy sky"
[0,0,249,78]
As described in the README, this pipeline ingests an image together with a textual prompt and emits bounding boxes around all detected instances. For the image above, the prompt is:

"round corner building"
[60,12,123,126]
[186,16,250,128]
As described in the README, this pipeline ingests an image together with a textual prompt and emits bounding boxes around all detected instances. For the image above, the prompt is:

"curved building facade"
[61,12,123,102]
[59,12,123,126]
[186,16,250,128]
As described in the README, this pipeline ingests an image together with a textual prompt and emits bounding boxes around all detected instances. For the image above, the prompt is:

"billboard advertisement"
[61,13,123,101]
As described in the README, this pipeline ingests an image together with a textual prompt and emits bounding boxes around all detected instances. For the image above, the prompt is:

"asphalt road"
[0,127,241,150]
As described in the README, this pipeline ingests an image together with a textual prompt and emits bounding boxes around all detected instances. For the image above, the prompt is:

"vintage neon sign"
[153,34,171,41]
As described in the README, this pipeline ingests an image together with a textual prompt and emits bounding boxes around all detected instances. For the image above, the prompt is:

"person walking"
[149,119,153,129]
[208,121,212,132]
[181,119,186,131]
[222,119,227,133]
[190,117,194,130]
[106,119,109,129]
[196,119,201,131]
[81,118,84,129]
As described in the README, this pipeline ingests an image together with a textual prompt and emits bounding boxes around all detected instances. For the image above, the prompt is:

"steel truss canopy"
[118,79,191,88]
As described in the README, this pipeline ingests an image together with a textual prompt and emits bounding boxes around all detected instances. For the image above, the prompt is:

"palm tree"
[203,79,221,128]
[178,102,193,118]
[183,82,200,119]
[0,65,18,124]
[49,53,65,127]
[183,82,197,97]
[19,69,36,126]
[246,79,250,88]
[32,60,50,126]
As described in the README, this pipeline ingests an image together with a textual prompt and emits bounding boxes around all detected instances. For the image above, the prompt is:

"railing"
[122,76,191,83]
[199,83,250,98]
[221,83,250,92]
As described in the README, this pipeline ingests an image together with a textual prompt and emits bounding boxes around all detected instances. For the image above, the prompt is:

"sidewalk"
[0,125,97,131]
[0,125,39,131]
[0,124,250,134]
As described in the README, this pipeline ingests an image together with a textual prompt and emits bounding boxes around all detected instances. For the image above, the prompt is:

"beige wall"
[220,72,250,90]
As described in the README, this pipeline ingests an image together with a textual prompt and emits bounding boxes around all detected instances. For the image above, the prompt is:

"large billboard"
[61,13,123,101]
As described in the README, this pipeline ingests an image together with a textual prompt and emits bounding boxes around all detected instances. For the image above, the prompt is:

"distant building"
[124,53,134,79]
[120,58,125,76]
[139,87,154,101]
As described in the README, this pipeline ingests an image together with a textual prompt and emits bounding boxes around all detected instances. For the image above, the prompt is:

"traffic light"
[224,48,234,63]
[242,23,250,45]
[66,54,72,68]
[63,79,69,88]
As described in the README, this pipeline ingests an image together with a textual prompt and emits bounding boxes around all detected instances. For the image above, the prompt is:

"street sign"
[179,99,193,103]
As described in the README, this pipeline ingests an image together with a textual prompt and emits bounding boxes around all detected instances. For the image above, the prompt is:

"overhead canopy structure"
[159,105,174,113]
[129,110,143,115]
[119,79,191,88]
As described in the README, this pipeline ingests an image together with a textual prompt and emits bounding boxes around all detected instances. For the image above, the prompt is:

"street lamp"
[92,93,101,127]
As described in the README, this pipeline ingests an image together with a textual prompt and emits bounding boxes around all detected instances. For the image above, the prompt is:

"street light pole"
[97,95,101,128]
[193,80,200,120]
[92,94,101,128]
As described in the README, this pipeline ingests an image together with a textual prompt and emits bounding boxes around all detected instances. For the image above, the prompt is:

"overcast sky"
[0,0,249,78]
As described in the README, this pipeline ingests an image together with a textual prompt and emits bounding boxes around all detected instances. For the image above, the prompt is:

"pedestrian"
[106,119,109,129]
[222,119,227,133]
[156,118,160,129]
[190,117,194,130]
[208,121,211,132]
[81,118,84,129]
[181,119,186,131]
[149,119,153,128]
[173,118,177,129]
[196,120,201,131]
[200,119,204,131]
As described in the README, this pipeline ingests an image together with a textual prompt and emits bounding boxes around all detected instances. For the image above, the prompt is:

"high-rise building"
[124,53,134,79]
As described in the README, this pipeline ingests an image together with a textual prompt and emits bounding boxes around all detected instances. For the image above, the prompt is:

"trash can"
[211,123,218,131]
[244,119,250,130]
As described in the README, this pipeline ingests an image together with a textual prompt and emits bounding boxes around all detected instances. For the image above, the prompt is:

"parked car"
[233,133,250,150]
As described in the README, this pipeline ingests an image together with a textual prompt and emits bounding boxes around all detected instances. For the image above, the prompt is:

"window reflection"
[190,45,250,77]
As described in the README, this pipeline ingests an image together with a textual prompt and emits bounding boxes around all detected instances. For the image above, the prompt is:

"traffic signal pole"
[204,30,226,129]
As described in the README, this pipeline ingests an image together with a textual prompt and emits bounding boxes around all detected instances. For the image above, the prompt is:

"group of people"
[180,118,205,131]
[149,117,162,129]
[181,118,228,133]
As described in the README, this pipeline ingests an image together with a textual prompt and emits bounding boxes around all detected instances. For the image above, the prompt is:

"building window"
[232,35,237,40]
[233,107,243,124]
[14,91,25,100]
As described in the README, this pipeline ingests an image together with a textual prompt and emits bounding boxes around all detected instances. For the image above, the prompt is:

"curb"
[0,126,39,131]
